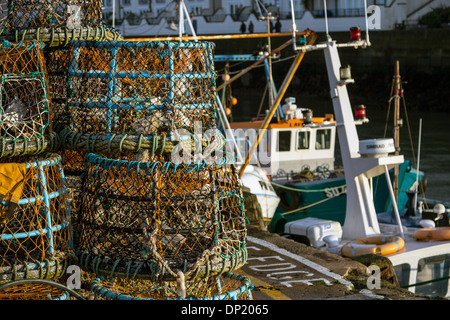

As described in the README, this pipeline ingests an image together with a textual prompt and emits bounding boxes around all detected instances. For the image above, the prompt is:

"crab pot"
[0,40,57,157]
[44,47,71,133]
[46,40,217,156]
[0,0,121,46]
[0,280,70,300]
[90,273,253,300]
[75,153,247,281]
[0,153,73,283]
[60,150,85,219]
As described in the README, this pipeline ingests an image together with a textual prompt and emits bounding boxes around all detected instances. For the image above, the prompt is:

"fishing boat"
[272,1,450,298]
[226,100,424,234]
[215,30,424,234]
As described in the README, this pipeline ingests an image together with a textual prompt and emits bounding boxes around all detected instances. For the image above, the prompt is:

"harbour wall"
[212,28,450,112]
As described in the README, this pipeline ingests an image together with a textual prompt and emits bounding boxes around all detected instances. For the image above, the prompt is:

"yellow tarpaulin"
[0,162,27,223]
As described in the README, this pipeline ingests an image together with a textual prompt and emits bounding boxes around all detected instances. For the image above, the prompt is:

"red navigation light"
[355,104,367,120]
[350,26,361,41]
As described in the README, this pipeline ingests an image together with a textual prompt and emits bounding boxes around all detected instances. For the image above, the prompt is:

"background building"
[101,0,450,36]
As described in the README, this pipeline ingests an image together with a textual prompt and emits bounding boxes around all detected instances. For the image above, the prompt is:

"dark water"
[228,86,450,205]
[357,109,450,205]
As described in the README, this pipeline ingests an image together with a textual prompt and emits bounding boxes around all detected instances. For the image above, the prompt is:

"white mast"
[295,0,405,239]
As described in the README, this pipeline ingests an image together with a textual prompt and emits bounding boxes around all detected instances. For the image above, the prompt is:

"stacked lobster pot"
[0,0,121,46]
[42,24,252,299]
[0,0,119,300]
[0,0,251,301]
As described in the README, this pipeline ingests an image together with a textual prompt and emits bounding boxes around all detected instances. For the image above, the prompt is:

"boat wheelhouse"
[230,105,337,179]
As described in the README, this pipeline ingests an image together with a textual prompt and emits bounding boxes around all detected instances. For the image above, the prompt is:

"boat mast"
[237,37,315,178]
[393,60,401,206]
[316,0,405,239]
[266,12,276,120]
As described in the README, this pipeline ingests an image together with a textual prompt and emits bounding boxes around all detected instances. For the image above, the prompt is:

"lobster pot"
[0,280,70,300]
[46,40,217,157]
[0,40,57,157]
[0,153,72,283]
[0,0,121,46]
[90,273,253,300]
[44,47,71,133]
[75,153,247,281]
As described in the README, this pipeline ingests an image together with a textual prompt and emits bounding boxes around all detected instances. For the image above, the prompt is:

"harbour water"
[357,109,450,205]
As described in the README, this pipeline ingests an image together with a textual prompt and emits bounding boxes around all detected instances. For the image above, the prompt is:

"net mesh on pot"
[45,40,218,159]
[90,272,253,300]
[0,153,72,283]
[0,40,58,158]
[0,0,122,45]
[75,153,247,281]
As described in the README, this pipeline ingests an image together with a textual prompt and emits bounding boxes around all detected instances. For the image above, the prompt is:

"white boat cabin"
[230,100,337,179]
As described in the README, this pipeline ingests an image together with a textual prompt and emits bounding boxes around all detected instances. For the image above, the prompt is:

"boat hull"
[269,160,425,234]
[240,164,280,221]
[269,176,347,234]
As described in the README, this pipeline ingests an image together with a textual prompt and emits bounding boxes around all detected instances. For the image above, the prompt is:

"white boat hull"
[255,193,280,220]
[239,164,280,220]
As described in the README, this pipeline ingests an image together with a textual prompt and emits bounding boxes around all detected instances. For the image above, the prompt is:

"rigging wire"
[216,53,296,78]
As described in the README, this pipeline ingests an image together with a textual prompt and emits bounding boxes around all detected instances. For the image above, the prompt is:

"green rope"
[245,171,346,193]
[110,259,121,277]
[402,275,450,289]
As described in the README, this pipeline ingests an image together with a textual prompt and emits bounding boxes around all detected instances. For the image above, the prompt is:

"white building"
[101,0,450,36]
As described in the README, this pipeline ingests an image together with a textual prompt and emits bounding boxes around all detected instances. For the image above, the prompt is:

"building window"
[123,0,131,6]
[315,129,331,149]
[277,131,291,152]
[297,131,310,150]
[139,0,148,4]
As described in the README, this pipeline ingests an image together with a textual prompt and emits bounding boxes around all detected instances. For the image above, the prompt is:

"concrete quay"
[239,226,432,300]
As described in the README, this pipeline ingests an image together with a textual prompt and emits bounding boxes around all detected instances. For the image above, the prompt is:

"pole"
[266,12,277,120]
[393,60,401,207]
[237,46,311,178]
[178,0,183,37]
[112,0,116,28]
[364,0,370,46]
[216,36,302,92]
[289,0,297,50]
[413,118,422,214]
[215,93,244,163]
[323,0,330,41]
[384,165,405,238]
[125,31,306,42]
[181,0,198,40]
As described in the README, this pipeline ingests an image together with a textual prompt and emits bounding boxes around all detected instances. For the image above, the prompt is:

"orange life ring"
[341,235,404,258]
[414,227,450,241]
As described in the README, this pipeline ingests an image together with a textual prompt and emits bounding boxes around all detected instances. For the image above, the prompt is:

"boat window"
[315,129,331,150]
[393,263,411,289]
[296,131,310,150]
[277,131,291,152]
[415,254,450,297]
